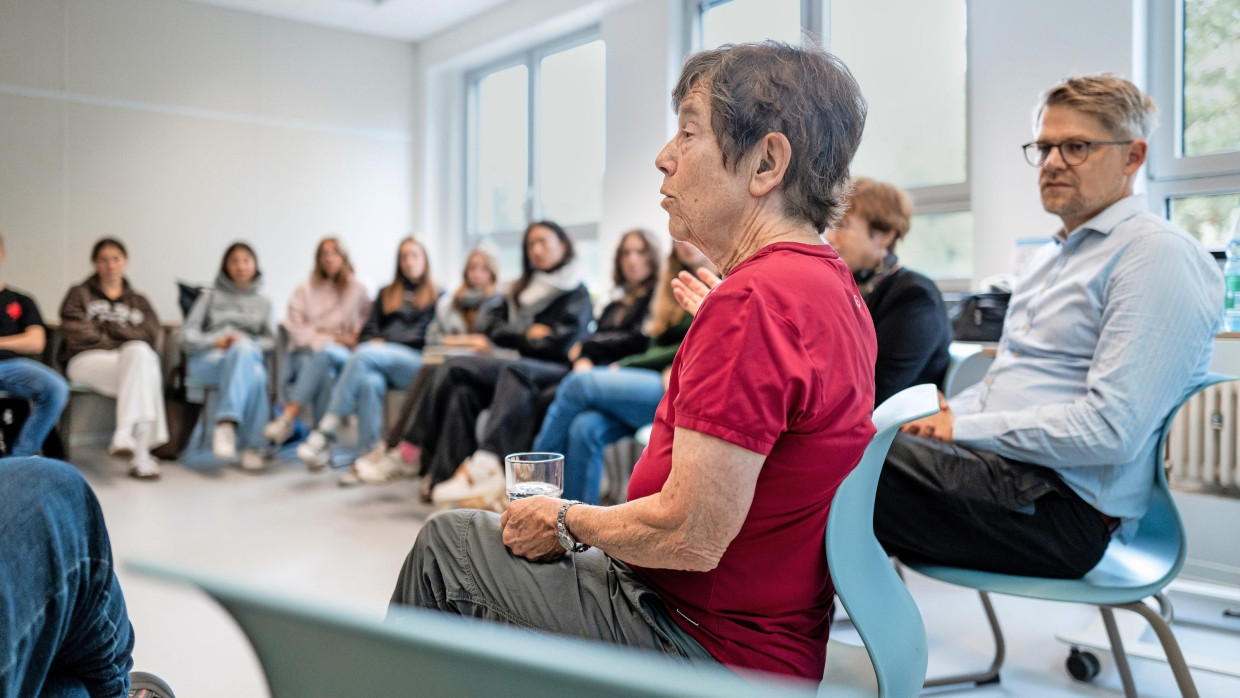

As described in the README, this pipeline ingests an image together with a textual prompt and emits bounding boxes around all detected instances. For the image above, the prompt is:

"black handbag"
[952,292,1010,342]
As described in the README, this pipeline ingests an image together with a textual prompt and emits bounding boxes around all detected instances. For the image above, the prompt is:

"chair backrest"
[942,342,994,399]
[128,560,818,698]
[1083,373,1236,591]
[824,384,939,698]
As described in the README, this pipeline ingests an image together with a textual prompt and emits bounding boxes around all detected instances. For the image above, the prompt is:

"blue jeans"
[284,344,350,423]
[0,359,69,457]
[532,368,665,503]
[324,342,422,449]
[188,338,270,450]
[0,458,133,697]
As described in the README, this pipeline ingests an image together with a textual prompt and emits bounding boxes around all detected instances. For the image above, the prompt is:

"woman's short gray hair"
[1036,74,1159,140]
[672,40,868,233]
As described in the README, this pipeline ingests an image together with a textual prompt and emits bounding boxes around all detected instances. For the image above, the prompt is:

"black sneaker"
[128,671,176,698]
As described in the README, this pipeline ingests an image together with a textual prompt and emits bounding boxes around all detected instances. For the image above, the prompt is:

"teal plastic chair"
[822,383,939,698]
[906,373,1235,698]
[130,559,818,698]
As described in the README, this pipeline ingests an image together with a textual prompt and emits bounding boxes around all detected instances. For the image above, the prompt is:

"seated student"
[391,40,874,682]
[428,228,662,506]
[531,240,709,503]
[296,237,437,469]
[874,75,1223,579]
[376,221,591,500]
[424,242,503,347]
[0,233,68,458]
[262,237,371,444]
[343,242,502,484]
[825,177,951,404]
[0,457,173,698]
[59,238,166,478]
[180,242,275,471]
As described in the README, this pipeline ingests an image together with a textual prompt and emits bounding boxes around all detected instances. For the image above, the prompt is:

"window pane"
[475,64,528,235]
[538,40,606,227]
[1182,0,1240,157]
[1169,192,1240,247]
[901,210,973,280]
[485,239,524,284]
[830,0,967,188]
[700,0,802,48]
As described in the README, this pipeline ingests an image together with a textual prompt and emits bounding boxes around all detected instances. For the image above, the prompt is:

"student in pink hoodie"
[263,237,371,444]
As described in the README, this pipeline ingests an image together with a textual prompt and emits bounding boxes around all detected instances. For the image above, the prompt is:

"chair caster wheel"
[1066,647,1101,682]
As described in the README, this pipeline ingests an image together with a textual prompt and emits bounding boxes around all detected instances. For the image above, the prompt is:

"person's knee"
[414,509,480,559]
[228,338,262,361]
[119,340,156,360]
[558,371,590,401]
[41,371,71,411]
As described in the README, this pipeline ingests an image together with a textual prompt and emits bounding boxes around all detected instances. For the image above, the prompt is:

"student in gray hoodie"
[179,242,275,471]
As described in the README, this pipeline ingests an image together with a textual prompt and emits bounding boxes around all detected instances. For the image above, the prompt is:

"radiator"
[1166,381,1240,491]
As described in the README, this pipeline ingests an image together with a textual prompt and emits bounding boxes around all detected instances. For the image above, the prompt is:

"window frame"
[1146,0,1240,244]
[685,0,972,281]
[464,28,604,254]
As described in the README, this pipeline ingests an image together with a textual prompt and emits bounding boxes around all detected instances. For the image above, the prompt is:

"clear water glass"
[505,452,564,500]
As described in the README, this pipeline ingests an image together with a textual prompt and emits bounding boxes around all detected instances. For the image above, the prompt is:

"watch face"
[557,528,573,551]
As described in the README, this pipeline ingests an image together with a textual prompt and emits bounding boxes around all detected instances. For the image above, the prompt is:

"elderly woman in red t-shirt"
[390,41,876,682]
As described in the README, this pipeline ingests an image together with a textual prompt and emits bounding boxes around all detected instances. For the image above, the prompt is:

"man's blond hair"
[1036,74,1158,140]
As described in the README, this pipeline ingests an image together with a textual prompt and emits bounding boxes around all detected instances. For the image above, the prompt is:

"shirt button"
[984,377,992,385]
[1022,324,1030,331]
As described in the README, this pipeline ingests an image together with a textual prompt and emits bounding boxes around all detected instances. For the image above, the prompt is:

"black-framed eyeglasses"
[1020,139,1134,167]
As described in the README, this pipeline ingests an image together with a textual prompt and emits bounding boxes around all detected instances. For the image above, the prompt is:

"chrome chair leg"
[1119,600,1199,698]
[923,590,1005,688]
[1100,607,1138,698]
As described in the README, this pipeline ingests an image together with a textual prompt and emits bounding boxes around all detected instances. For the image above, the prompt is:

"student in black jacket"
[826,177,952,405]
[427,228,661,504]
[297,237,438,469]
[354,221,592,497]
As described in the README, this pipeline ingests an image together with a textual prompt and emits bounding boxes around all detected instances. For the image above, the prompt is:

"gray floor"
[72,446,1240,698]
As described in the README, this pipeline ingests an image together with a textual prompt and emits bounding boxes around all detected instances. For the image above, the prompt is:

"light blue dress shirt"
[951,195,1223,539]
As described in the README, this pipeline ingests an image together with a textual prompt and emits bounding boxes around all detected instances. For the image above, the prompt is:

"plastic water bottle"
[1225,208,1240,332]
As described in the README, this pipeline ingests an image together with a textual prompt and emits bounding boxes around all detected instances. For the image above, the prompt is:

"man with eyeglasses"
[873,74,1223,579]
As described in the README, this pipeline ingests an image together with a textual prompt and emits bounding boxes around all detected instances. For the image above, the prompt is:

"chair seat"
[820,640,878,698]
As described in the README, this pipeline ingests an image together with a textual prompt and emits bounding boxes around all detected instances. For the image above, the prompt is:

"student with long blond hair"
[263,237,371,443]
[297,237,438,469]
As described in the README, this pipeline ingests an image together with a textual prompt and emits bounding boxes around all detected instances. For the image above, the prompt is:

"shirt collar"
[1055,194,1146,250]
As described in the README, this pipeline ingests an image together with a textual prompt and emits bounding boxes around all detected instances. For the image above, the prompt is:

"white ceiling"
[184,0,515,42]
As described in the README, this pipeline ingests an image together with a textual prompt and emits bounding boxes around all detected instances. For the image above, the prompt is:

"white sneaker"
[353,445,416,485]
[240,449,265,472]
[109,432,135,458]
[129,454,161,479]
[213,422,237,460]
[430,457,506,510]
[262,414,295,444]
[296,430,333,471]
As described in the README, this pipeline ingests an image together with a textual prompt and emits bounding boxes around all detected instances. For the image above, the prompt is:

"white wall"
[0,0,417,322]
[968,0,1143,283]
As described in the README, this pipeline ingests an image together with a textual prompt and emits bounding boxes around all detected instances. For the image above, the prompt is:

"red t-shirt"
[626,242,877,680]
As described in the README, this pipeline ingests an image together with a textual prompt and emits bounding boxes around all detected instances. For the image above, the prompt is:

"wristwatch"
[556,500,590,553]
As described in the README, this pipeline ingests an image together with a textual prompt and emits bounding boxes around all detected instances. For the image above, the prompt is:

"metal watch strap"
[557,500,590,553]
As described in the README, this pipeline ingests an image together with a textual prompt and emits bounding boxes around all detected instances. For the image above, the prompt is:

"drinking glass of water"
[505,452,564,500]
